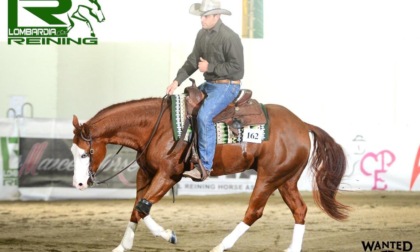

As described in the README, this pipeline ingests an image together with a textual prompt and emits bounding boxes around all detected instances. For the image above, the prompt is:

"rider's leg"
[183,82,240,180]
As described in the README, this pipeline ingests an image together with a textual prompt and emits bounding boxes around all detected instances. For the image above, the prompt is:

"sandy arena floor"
[0,191,419,252]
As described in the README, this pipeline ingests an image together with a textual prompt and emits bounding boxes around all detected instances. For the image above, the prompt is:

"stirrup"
[183,160,211,182]
[195,159,211,181]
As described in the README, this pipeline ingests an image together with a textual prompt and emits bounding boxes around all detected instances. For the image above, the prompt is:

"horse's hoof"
[112,244,126,252]
[91,32,96,37]
[210,243,224,252]
[167,229,177,244]
[284,248,302,252]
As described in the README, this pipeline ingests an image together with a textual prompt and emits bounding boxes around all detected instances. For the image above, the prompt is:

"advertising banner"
[18,137,140,200]
[340,129,420,192]
[0,119,19,200]
[1,118,420,200]
[13,118,139,200]
[19,137,140,188]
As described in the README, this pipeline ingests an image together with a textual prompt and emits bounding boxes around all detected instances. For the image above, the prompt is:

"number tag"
[243,128,263,143]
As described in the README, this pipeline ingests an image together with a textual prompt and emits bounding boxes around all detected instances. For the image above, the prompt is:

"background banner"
[18,138,139,189]
[0,118,419,201]
[0,119,19,200]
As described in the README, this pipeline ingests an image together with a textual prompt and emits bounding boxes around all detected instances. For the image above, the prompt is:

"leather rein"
[80,95,170,186]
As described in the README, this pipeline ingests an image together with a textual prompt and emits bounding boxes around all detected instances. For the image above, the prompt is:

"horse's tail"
[306,123,350,221]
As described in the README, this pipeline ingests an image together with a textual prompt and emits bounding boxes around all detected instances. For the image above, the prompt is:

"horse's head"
[71,115,107,190]
[88,0,105,23]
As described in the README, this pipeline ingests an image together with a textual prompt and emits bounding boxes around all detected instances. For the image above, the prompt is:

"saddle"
[184,78,267,134]
[173,78,268,179]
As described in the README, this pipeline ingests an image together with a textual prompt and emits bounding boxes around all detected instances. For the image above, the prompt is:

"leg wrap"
[136,198,152,215]
[221,221,250,250]
[286,224,305,252]
[121,222,137,249]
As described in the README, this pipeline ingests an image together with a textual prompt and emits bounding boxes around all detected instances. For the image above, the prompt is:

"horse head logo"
[67,0,105,37]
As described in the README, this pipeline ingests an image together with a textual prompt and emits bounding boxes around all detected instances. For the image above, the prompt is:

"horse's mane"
[93,98,158,118]
[86,97,164,136]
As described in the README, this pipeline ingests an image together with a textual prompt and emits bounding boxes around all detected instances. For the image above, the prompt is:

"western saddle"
[184,78,266,133]
[175,78,267,167]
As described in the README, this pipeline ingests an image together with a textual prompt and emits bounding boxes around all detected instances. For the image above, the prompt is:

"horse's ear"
[72,115,80,129]
[80,124,91,139]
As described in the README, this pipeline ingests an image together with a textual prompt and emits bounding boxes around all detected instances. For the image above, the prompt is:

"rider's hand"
[198,57,208,73]
[166,80,179,95]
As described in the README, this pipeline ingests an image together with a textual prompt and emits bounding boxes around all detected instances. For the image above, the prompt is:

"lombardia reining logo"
[8,0,105,45]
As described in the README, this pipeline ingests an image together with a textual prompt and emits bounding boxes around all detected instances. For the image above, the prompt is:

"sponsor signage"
[7,0,105,45]
[19,138,138,188]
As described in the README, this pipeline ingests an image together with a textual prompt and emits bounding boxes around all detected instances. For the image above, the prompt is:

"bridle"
[78,95,170,186]
[79,132,97,186]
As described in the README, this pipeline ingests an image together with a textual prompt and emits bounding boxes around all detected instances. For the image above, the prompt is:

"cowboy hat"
[189,0,232,16]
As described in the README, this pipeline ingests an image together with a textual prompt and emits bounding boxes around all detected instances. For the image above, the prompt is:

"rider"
[166,0,244,181]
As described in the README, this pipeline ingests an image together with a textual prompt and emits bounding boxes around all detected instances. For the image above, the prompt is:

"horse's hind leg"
[211,176,276,252]
[279,181,307,252]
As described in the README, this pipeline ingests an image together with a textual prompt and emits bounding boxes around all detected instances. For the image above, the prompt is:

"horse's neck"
[89,99,162,150]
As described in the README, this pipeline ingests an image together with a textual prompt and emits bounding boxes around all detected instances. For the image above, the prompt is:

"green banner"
[1,137,19,186]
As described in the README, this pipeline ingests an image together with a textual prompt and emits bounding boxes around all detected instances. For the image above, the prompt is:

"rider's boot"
[183,159,211,181]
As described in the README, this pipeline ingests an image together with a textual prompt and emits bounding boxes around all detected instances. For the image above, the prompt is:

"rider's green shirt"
[175,19,244,84]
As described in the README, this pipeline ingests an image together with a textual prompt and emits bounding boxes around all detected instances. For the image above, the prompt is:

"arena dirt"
[0,191,419,252]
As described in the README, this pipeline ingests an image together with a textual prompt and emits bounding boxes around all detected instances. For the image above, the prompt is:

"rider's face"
[201,14,220,30]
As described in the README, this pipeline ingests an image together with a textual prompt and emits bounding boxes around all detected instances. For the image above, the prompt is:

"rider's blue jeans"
[197,82,241,171]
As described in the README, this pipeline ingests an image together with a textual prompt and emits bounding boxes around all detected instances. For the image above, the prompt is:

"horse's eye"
[81,153,88,158]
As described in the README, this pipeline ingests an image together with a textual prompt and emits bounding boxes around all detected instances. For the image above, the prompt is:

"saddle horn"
[189,78,196,87]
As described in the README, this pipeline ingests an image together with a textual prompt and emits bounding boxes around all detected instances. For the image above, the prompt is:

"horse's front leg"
[113,209,178,252]
[136,172,179,243]
[112,221,137,252]
[112,168,151,252]
[113,169,178,252]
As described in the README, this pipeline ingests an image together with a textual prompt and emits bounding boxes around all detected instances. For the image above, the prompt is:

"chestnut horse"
[71,95,349,252]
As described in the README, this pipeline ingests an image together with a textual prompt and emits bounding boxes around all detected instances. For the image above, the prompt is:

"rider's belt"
[212,79,241,85]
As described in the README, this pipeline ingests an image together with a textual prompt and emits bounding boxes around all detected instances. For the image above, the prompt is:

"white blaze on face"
[71,143,91,190]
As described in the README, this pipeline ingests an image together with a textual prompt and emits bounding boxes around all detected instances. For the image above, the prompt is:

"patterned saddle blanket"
[171,92,270,144]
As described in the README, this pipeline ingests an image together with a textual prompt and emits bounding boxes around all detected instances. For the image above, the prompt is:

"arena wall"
[0,118,419,200]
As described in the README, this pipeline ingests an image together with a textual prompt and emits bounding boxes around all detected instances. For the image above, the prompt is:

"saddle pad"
[171,94,269,144]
